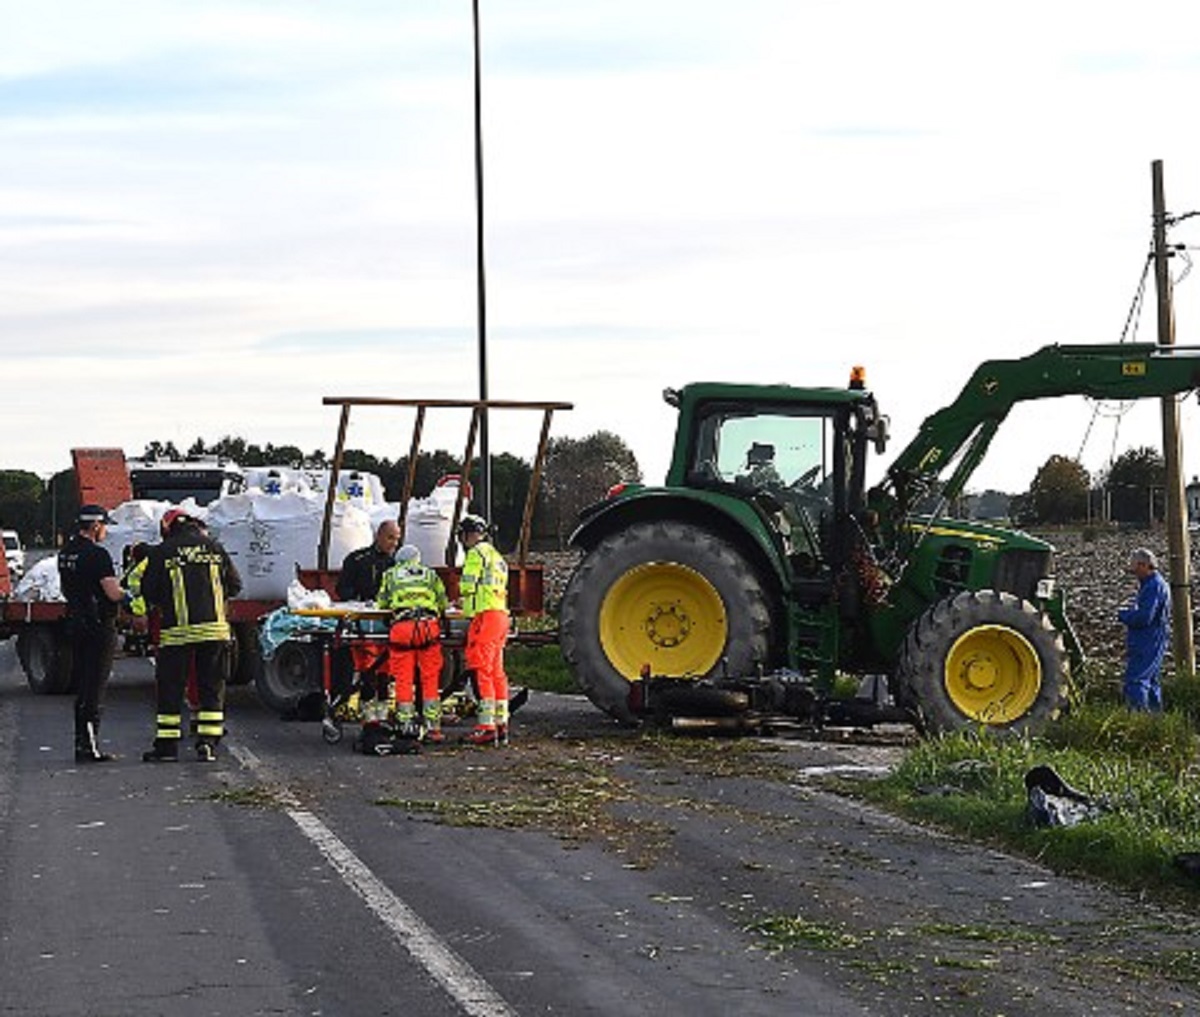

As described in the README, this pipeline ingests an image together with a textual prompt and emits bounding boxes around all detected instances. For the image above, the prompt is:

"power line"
[1165,210,1200,227]
[1075,253,1152,463]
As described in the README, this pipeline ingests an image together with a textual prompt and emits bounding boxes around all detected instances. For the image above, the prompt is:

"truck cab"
[127,457,247,505]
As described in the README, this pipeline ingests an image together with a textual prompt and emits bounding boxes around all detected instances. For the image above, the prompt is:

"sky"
[5,1,1200,496]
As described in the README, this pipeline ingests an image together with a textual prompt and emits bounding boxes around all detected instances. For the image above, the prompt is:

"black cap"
[77,504,113,525]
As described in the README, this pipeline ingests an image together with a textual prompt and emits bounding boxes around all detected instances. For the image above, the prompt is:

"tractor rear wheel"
[895,589,1068,736]
[559,521,773,723]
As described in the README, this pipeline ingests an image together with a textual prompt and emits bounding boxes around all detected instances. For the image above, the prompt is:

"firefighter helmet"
[160,508,190,536]
[456,514,489,537]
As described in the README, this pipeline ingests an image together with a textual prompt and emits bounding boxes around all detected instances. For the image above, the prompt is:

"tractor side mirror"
[866,414,890,455]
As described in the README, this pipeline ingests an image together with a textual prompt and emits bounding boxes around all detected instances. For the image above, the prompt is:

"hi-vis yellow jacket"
[376,561,447,616]
[459,540,508,617]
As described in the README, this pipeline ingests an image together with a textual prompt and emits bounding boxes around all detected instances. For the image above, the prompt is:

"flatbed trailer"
[2,396,570,717]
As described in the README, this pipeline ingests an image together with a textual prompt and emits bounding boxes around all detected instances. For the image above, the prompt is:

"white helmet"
[456,514,489,536]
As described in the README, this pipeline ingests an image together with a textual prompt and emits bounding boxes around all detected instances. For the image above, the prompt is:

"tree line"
[0,430,641,552]
[952,446,1179,528]
[7,434,1171,550]
[1011,446,1177,527]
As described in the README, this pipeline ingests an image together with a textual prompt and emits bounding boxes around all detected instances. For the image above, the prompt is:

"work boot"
[75,718,116,763]
[359,723,391,756]
[424,727,446,745]
[196,742,217,763]
[461,724,499,747]
[496,724,510,747]
[142,739,180,763]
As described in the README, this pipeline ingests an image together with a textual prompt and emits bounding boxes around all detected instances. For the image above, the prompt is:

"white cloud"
[2,0,1200,504]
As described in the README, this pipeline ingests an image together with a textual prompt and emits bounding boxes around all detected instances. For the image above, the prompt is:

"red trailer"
[2,398,570,716]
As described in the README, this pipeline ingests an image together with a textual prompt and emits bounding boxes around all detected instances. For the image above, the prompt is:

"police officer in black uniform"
[59,504,125,763]
[335,519,400,601]
[330,519,400,708]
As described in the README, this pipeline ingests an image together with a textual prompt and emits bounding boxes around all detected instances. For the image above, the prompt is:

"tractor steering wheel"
[790,464,821,491]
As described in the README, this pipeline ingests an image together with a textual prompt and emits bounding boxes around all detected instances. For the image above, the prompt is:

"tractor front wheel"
[559,521,773,723]
[895,589,1068,736]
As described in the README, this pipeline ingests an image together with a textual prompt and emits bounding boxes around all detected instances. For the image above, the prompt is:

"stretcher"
[288,606,395,746]
[287,605,534,754]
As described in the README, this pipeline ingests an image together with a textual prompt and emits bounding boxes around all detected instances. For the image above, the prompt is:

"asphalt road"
[2,644,1199,1017]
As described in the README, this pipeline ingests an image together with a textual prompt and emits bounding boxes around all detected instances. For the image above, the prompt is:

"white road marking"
[228,742,515,1017]
[288,809,517,1017]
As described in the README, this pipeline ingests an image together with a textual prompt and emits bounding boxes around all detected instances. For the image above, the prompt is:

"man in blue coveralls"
[1117,547,1171,711]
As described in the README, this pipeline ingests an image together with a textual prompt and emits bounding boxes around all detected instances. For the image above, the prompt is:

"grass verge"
[505,642,576,694]
[859,706,1200,901]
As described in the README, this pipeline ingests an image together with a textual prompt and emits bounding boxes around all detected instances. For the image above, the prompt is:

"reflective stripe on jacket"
[376,562,448,616]
[123,557,148,617]
[142,527,241,646]
[459,540,508,617]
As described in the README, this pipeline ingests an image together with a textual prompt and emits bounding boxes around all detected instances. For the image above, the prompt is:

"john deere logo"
[1122,361,1146,376]
[981,377,999,395]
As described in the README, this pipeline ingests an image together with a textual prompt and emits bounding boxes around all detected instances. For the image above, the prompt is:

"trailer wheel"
[560,520,773,723]
[439,647,463,694]
[17,625,73,695]
[895,589,1068,736]
[255,640,322,716]
[230,623,263,687]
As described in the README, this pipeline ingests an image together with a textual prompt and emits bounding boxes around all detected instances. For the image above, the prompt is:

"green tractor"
[559,343,1200,735]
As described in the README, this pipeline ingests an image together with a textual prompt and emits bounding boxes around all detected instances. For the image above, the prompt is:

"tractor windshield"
[691,410,832,494]
[689,405,846,565]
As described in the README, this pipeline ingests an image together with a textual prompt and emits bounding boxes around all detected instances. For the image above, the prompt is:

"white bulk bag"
[206,490,319,601]
[204,489,374,600]
[14,556,61,601]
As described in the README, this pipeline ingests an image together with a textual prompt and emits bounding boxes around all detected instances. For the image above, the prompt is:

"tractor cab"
[667,374,888,587]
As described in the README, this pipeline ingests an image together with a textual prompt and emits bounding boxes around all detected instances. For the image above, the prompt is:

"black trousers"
[155,642,228,741]
[69,618,116,724]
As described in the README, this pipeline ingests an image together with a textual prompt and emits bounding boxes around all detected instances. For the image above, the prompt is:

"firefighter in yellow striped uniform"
[139,509,242,762]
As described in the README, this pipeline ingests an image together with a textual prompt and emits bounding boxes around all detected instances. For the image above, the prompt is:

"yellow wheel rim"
[944,624,1041,724]
[599,562,727,680]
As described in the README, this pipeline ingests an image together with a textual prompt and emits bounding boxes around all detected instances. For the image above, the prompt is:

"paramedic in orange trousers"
[376,543,448,743]
[456,514,511,746]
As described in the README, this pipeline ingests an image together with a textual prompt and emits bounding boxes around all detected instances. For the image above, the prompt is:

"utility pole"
[473,0,491,521]
[1151,159,1196,675]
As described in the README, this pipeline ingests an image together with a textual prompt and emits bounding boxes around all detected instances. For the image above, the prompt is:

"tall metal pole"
[1151,159,1195,675]
[473,0,491,520]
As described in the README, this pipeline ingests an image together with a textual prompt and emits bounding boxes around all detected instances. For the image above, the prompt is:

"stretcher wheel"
[321,717,344,744]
